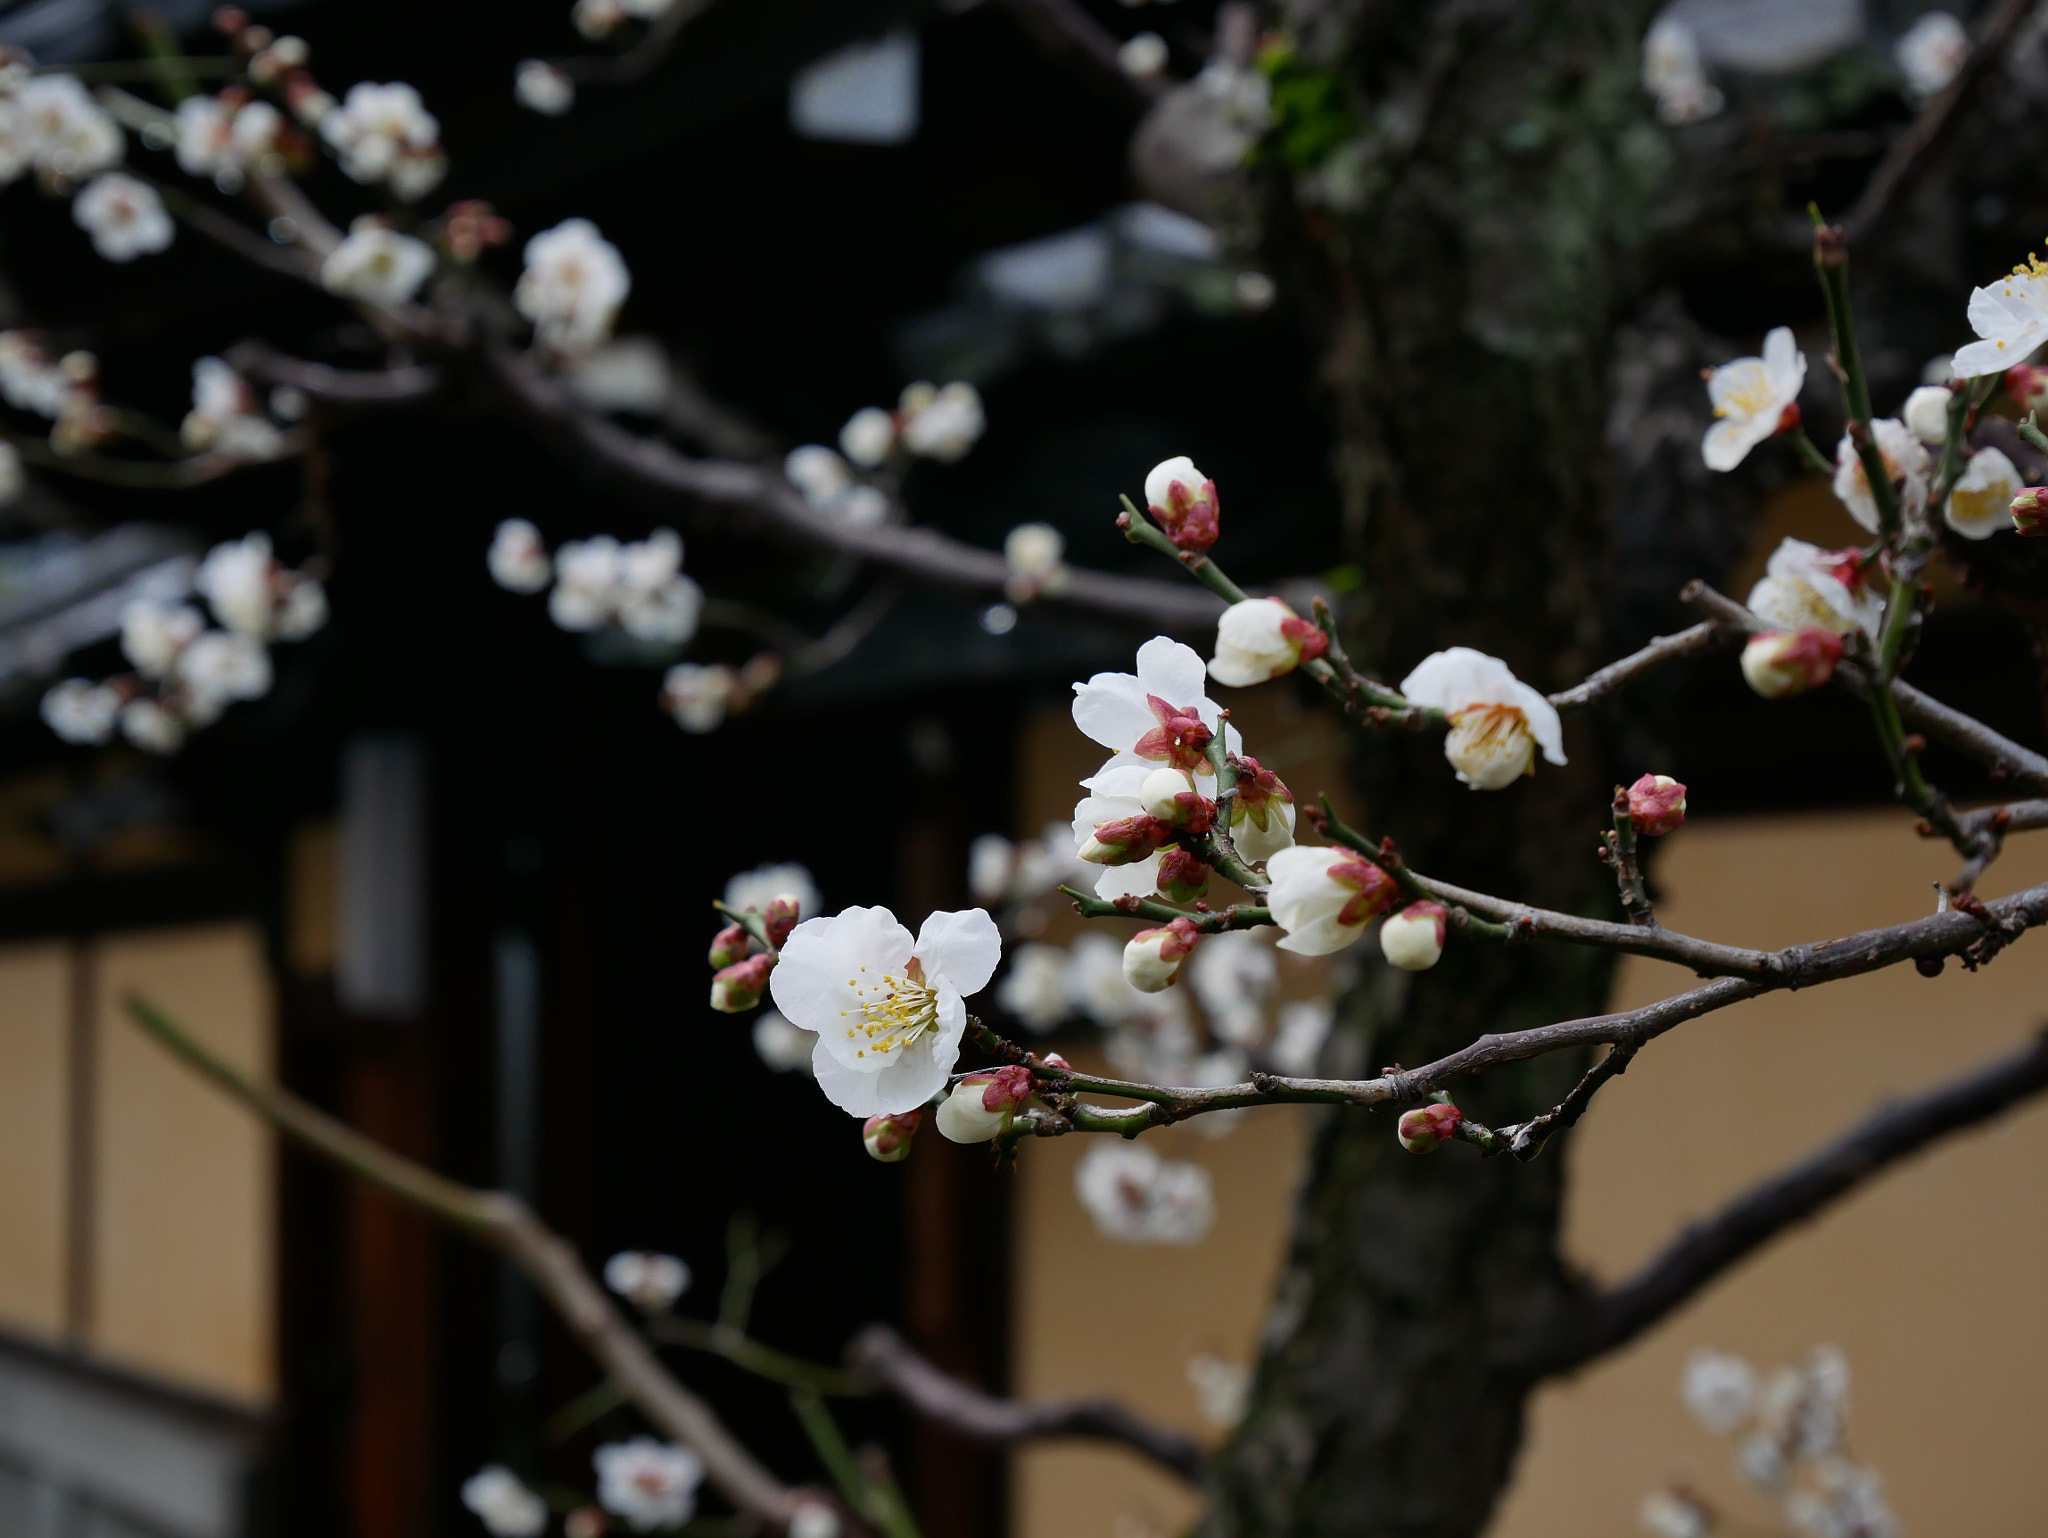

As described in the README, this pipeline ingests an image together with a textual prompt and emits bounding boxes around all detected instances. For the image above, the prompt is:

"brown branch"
[845,1325,1207,1484]
[1503,1040,1641,1161]
[1547,621,1725,710]
[226,342,443,407]
[1013,874,2048,1133]
[993,0,1165,114]
[481,344,1224,633]
[1841,0,2037,244]
[124,995,803,1528]
[4,430,298,489]
[1535,1028,2048,1374]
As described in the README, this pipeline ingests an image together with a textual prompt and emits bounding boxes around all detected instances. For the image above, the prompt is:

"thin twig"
[226,342,444,407]
[845,1326,1207,1484]
[1535,1028,2048,1373]
[124,995,802,1527]
[1547,622,1725,711]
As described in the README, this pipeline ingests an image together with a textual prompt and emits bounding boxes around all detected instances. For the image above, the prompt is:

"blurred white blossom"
[594,1437,704,1533]
[662,662,735,733]
[1186,1352,1250,1428]
[898,380,985,461]
[321,219,435,305]
[517,218,631,354]
[996,942,1070,1032]
[182,358,286,460]
[460,1467,548,1538]
[488,518,553,593]
[1118,32,1169,78]
[1075,1141,1215,1244]
[19,75,123,182]
[322,81,445,197]
[72,173,172,262]
[724,862,820,919]
[1642,17,1723,124]
[1267,998,1331,1076]
[515,59,576,116]
[751,1008,816,1074]
[1681,1349,1756,1435]
[41,679,122,745]
[603,1251,690,1313]
[1895,11,1967,101]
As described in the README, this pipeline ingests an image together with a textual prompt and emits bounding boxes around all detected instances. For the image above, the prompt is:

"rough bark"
[1194,4,1672,1532]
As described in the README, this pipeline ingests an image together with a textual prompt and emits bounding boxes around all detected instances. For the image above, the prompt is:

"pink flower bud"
[1122,915,1203,993]
[1397,1101,1463,1153]
[2011,485,2048,536]
[862,1109,922,1162]
[1079,814,1171,866]
[709,953,773,1013]
[1138,767,1216,832]
[1208,598,1329,687]
[1229,755,1296,863]
[936,1067,1032,1143]
[1379,901,1447,971]
[708,922,749,969]
[2007,362,2048,411]
[1156,846,1211,903]
[1627,773,1688,835]
[762,896,801,948]
[1145,456,1221,551]
[1739,628,1843,699]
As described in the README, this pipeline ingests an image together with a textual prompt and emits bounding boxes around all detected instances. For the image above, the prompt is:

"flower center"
[839,960,939,1059]
[1446,704,1534,776]
[1134,694,1214,774]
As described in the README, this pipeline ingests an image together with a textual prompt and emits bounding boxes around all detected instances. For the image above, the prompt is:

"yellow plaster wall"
[0,942,72,1341]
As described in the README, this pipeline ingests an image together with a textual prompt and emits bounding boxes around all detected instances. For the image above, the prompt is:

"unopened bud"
[1122,916,1202,993]
[2011,485,2048,536]
[1627,773,1688,835]
[708,922,749,969]
[862,1109,922,1162]
[1902,384,1952,445]
[1397,1101,1463,1153]
[1740,628,1843,699]
[1138,766,1215,831]
[1229,755,1297,863]
[762,895,801,948]
[1144,456,1221,552]
[1379,902,1447,971]
[1156,846,1210,903]
[1079,814,1169,866]
[710,954,773,1013]
[936,1066,1032,1143]
[2007,362,2048,411]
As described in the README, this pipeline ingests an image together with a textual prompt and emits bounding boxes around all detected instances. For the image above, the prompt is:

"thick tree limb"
[846,1325,1207,1484]
[226,342,444,407]
[482,345,1225,633]
[124,996,803,1528]
[1533,1028,2048,1374]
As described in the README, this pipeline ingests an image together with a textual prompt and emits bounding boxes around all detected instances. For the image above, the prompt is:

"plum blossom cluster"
[487,518,703,646]
[41,533,327,754]
[0,331,112,458]
[1640,1347,1894,1538]
[0,69,174,263]
[781,381,989,529]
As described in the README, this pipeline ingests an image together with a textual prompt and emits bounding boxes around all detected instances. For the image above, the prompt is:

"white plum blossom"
[321,219,436,305]
[175,94,282,179]
[1118,31,1170,78]
[1702,327,1805,471]
[1951,255,2048,378]
[662,662,735,732]
[0,333,74,417]
[177,630,273,722]
[1186,1352,1250,1428]
[545,531,701,644]
[488,519,553,593]
[1003,522,1065,590]
[967,833,1015,905]
[183,358,286,460]
[549,537,624,630]
[1208,597,1325,687]
[516,218,631,354]
[1682,1349,1758,1435]
[120,697,186,754]
[594,1437,704,1533]
[121,600,204,679]
[19,75,123,181]
[515,59,575,116]
[1399,647,1565,790]
[751,1009,815,1074]
[1944,445,2024,540]
[839,405,896,467]
[1267,998,1331,1076]
[770,906,1001,1117]
[1895,11,1967,101]
[898,380,985,461]
[1264,845,1396,956]
[460,1466,548,1538]
[41,679,121,745]
[1068,776,1165,902]
[602,1250,690,1313]
[1074,1141,1215,1244]
[1747,538,1883,641]
[1901,382,1953,444]
[996,942,1070,1032]
[196,532,327,642]
[1072,635,1241,789]
[785,444,854,507]
[723,862,820,919]
[1832,418,1930,533]
[1639,1490,1709,1538]
[322,82,444,197]
[1641,16,1723,125]
[72,173,172,262]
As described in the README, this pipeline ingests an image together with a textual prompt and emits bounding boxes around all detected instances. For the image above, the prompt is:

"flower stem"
[1056,885,1271,932]
[1790,428,1835,477]
[1810,210,1903,540]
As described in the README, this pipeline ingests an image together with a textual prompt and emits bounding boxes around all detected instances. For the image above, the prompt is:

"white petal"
[811,1039,889,1116]
[1399,646,1518,710]
[1275,914,1363,956]
[1702,415,1771,472]
[1071,671,1157,753]
[913,908,1002,995]
[769,907,914,1038]
[1133,636,1208,704]
[1509,681,1567,766]
[1095,852,1165,900]
[1761,326,1804,394]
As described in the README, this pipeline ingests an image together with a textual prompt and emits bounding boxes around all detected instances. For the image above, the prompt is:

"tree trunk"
[1201,3,1670,1530]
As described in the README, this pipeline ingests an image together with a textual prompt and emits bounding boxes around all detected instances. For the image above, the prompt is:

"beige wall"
[0,925,276,1408]
[1011,811,2048,1536]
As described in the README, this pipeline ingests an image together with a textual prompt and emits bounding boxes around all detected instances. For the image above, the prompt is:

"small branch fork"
[1530,1027,2048,1376]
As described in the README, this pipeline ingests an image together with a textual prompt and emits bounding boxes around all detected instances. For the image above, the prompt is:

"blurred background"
[0,0,2045,1535]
